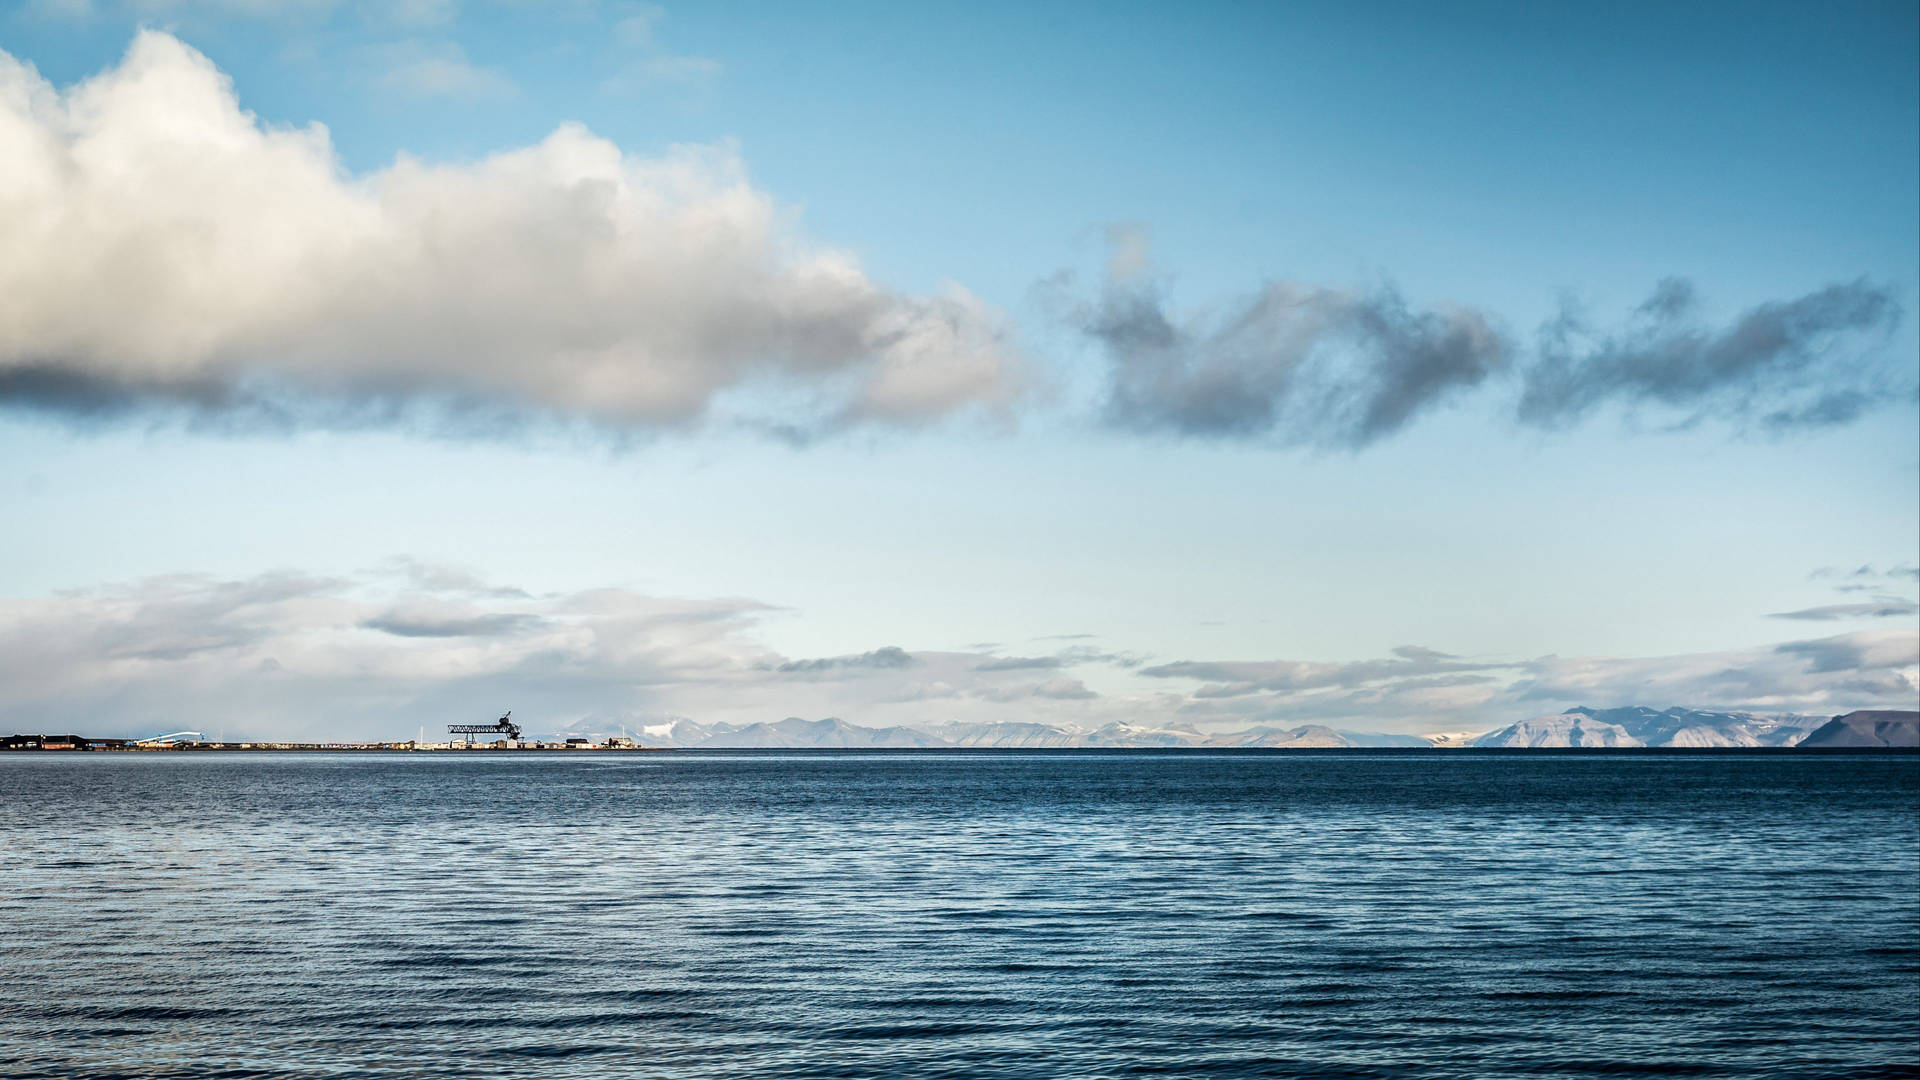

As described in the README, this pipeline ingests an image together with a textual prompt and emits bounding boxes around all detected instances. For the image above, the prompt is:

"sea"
[1,751,1915,1080]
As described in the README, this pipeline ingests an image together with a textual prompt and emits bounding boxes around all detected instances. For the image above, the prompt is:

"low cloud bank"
[2,564,1913,740]
[1770,600,1919,621]
[0,32,1020,437]
[1140,632,1918,731]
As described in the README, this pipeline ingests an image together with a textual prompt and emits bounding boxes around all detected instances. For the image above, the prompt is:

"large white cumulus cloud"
[0,31,1020,432]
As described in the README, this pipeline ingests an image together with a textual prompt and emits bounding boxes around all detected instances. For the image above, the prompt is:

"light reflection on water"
[1,751,1915,1079]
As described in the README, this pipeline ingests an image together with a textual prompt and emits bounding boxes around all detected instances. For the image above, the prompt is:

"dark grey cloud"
[1032,677,1097,700]
[361,612,547,638]
[1066,259,1509,448]
[1769,601,1919,621]
[1813,564,1920,596]
[972,655,1064,672]
[1062,233,1905,449]
[1812,564,1896,581]
[0,365,230,421]
[0,362,577,446]
[1518,278,1901,429]
[1388,645,1461,664]
[776,646,916,674]
[972,646,1143,674]
[1775,636,1876,674]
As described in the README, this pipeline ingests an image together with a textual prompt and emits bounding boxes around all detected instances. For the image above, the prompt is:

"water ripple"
[0,751,1914,1079]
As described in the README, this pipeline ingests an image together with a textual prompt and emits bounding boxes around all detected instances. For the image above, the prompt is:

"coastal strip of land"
[0,734,664,752]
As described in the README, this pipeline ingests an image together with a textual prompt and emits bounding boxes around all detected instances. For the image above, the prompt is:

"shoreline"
[3,743,1914,755]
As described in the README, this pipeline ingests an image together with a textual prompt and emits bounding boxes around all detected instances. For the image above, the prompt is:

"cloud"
[23,0,96,18]
[375,556,532,599]
[0,568,782,738]
[969,675,1098,703]
[1519,277,1902,430]
[1,567,1913,739]
[1511,630,1918,710]
[1773,630,1917,675]
[1062,233,1905,448]
[1812,564,1920,595]
[0,570,1137,738]
[776,646,916,674]
[611,7,664,47]
[28,0,443,21]
[978,645,1141,671]
[1,35,1900,454]
[0,32,1020,439]
[600,4,721,97]
[361,608,545,638]
[370,42,514,99]
[1136,631,1916,732]
[971,655,1063,672]
[1140,644,1501,698]
[1769,601,1919,621]
[383,0,455,28]
[601,54,722,95]
[1032,676,1096,700]
[1065,228,1509,448]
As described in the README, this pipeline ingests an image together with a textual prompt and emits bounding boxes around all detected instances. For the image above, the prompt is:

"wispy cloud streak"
[1520,278,1901,431]
[1062,235,1904,448]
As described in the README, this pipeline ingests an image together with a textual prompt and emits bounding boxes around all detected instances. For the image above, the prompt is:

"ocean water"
[1,751,1915,1080]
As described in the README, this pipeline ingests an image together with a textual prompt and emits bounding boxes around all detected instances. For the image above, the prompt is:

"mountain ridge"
[616,706,1913,749]
[1468,706,1829,749]
[1796,711,1920,748]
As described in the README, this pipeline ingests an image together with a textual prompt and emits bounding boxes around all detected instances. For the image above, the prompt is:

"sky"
[0,0,1915,740]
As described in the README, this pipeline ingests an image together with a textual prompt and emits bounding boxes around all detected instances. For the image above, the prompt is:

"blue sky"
[1,0,1915,738]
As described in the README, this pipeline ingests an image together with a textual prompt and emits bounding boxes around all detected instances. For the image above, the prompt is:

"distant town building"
[2,734,87,750]
[1,734,132,750]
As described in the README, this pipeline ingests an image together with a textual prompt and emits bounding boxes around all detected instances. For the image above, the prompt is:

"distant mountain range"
[1467,706,1828,748]
[1797,711,1920,748]
[638,716,1390,750]
[625,707,1916,750]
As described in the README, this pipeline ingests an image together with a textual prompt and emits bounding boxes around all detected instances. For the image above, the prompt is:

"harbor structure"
[5,710,660,751]
[447,711,522,745]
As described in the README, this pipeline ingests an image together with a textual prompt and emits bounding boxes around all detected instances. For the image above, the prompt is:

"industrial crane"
[447,710,522,743]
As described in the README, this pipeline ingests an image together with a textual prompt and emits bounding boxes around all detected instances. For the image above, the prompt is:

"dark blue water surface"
[2,751,1915,1079]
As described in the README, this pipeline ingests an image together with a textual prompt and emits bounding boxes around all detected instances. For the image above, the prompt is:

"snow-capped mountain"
[1216,724,1354,748]
[1470,707,1827,748]
[924,721,1091,748]
[640,716,948,749]
[624,705,1872,750]
[637,717,1373,749]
